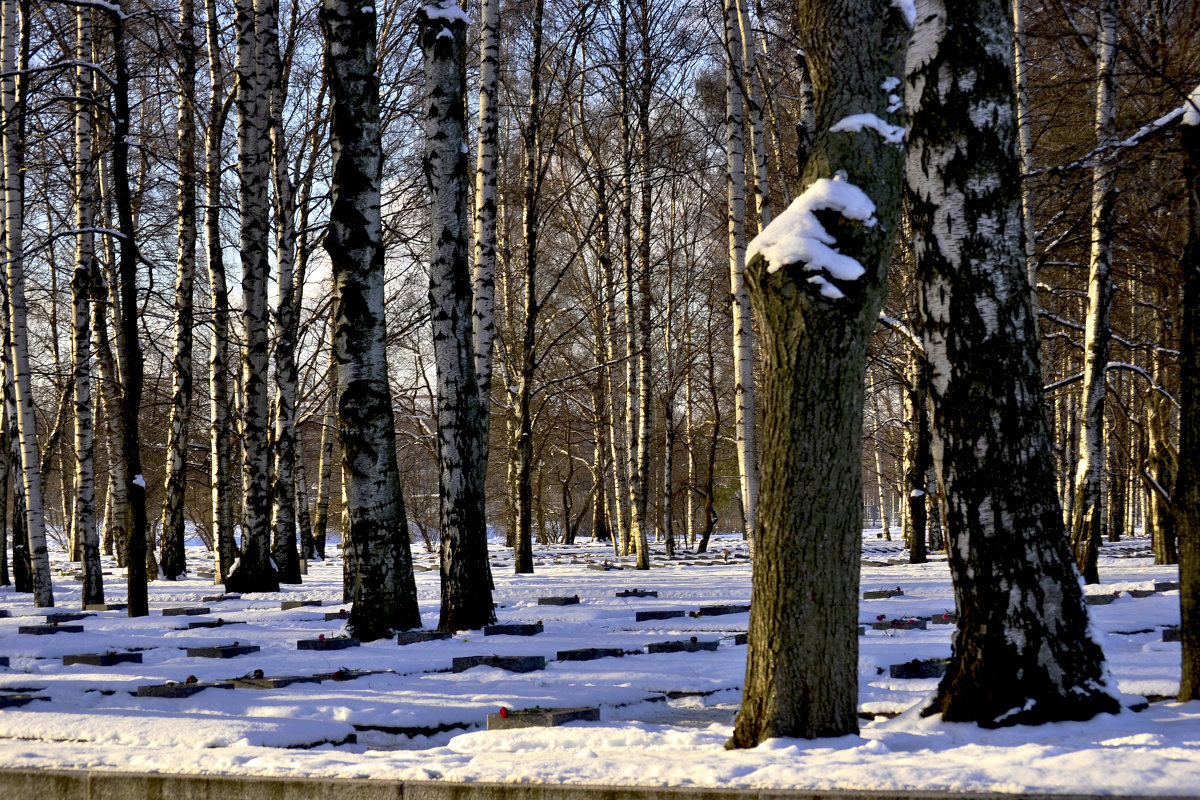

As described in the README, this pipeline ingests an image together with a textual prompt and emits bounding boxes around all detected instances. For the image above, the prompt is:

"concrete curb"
[0,769,1164,800]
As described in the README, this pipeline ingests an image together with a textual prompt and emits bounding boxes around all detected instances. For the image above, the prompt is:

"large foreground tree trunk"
[1174,88,1200,702]
[420,1,496,631]
[728,0,908,746]
[906,0,1118,726]
[322,0,421,638]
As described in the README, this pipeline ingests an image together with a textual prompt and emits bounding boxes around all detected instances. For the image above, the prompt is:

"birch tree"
[160,0,200,581]
[905,0,1118,725]
[322,0,421,638]
[729,0,908,746]
[1069,0,1118,585]
[3,0,52,608]
[225,0,280,593]
[473,0,499,443]
[419,0,496,630]
[73,5,102,604]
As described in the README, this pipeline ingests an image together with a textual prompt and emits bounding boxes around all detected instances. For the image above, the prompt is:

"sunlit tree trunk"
[1070,0,1118,585]
[159,0,199,581]
[74,7,102,603]
[473,0,499,441]
[729,0,907,746]
[421,1,497,629]
[323,0,421,637]
[313,382,335,560]
[3,0,51,607]
[206,0,236,583]
[906,0,1117,725]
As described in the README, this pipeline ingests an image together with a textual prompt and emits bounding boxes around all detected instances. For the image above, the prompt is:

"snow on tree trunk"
[3,0,51,608]
[906,0,1118,726]
[159,0,199,581]
[264,0,301,586]
[724,0,759,557]
[728,0,908,746]
[1069,0,1118,586]
[1176,94,1200,702]
[225,0,280,594]
[74,7,102,603]
[205,0,236,583]
[321,0,422,638]
[418,0,496,630]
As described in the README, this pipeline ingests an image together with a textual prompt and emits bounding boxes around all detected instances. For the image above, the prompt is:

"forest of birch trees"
[0,0,1195,636]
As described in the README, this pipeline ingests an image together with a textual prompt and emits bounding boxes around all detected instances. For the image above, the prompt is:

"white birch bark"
[1069,0,1118,585]
[473,0,499,415]
[736,0,771,227]
[724,0,758,553]
[1012,0,1037,293]
[73,7,102,603]
[419,0,496,628]
[2,0,51,607]
[631,14,653,569]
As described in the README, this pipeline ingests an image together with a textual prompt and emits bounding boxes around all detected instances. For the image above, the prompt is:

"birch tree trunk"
[736,0,770,228]
[322,0,421,637]
[724,0,758,555]
[0,351,9,586]
[93,262,127,569]
[903,354,930,563]
[206,0,236,583]
[630,7,653,569]
[1146,322,1177,564]
[159,0,199,581]
[729,0,907,746]
[906,0,1117,725]
[473,0,499,436]
[419,1,496,630]
[74,6,102,604]
[1012,0,1037,292]
[1175,102,1200,702]
[313,386,335,560]
[264,0,301,585]
[3,0,51,607]
[225,0,280,593]
[1069,0,1118,585]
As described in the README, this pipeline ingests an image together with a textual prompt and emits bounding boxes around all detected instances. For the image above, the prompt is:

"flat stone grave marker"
[136,681,234,698]
[863,589,904,599]
[869,618,927,630]
[162,606,211,616]
[18,624,84,635]
[451,654,547,673]
[616,589,657,598]
[733,633,748,645]
[185,644,260,659]
[397,629,452,645]
[1084,593,1119,605]
[186,618,245,630]
[588,563,621,571]
[313,668,388,682]
[297,635,360,651]
[325,609,350,621]
[1163,626,1181,642]
[0,694,49,708]
[1156,581,1181,593]
[0,656,8,667]
[889,659,948,679]
[202,594,240,603]
[85,603,127,612]
[644,638,719,654]
[483,623,543,636]
[63,652,143,667]
[281,600,322,610]
[635,609,685,622]
[0,610,9,618]
[1127,589,1155,598]
[537,596,579,606]
[931,612,956,625]
[697,604,750,617]
[487,706,599,730]
[556,647,624,662]
[42,611,92,623]
[232,674,322,689]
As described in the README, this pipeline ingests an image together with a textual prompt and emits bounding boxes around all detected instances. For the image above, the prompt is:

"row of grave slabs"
[0,569,1177,745]
[0,589,758,746]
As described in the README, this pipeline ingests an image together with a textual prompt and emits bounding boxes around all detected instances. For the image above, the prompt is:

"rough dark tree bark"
[728,0,908,746]
[419,0,496,631]
[322,0,421,638]
[906,0,1118,726]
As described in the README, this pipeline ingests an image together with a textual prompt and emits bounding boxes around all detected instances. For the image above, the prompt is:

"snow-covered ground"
[0,531,1195,796]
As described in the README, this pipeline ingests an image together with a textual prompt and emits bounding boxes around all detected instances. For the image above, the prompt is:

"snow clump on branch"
[422,0,470,23]
[746,176,877,300]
